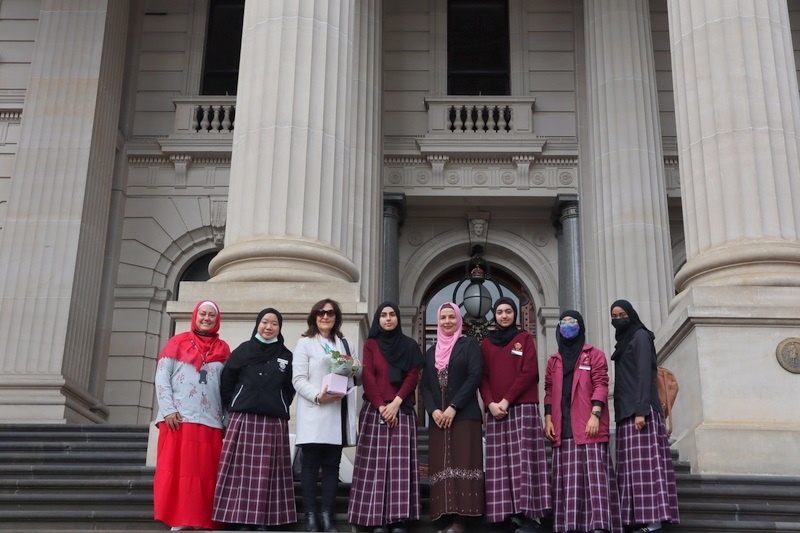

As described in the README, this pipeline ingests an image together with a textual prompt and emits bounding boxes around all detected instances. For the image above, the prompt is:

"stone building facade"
[0,0,799,475]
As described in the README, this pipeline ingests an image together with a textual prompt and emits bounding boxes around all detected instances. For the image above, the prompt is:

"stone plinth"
[657,286,800,474]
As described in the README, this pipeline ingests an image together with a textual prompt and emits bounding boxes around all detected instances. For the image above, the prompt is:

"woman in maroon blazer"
[544,310,621,533]
[348,302,423,533]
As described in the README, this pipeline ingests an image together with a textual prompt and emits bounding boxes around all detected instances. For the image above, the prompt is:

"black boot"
[305,512,319,532]
[320,511,338,532]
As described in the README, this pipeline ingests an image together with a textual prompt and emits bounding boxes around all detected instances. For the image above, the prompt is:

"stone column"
[0,0,129,423]
[582,0,674,348]
[553,194,582,312]
[174,0,382,359]
[660,0,800,475]
[208,0,360,284]
[382,194,404,304]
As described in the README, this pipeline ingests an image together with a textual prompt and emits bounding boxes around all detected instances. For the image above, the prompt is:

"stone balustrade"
[424,96,536,134]
[172,96,236,134]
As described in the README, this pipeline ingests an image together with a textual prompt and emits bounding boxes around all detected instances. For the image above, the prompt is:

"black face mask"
[611,317,631,330]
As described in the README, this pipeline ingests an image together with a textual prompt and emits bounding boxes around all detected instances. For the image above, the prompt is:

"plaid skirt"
[551,440,622,533]
[347,406,421,526]
[153,422,224,530]
[212,412,296,526]
[484,404,552,522]
[616,409,680,526]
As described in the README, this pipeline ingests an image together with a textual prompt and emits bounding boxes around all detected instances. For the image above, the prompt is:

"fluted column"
[669,0,800,291]
[209,0,360,283]
[554,195,582,312]
[350,0,383,307]
[583,0,674,337]
[658,0,800,475]
[0,0,129,422]
[382,194,404,304]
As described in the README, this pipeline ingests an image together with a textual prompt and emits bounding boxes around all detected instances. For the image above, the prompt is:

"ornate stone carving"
[446,171,460,185]
[533,232,549,247]
[388,170,402,185]
[559,171,573,186]
[210,200,227,246]
[776,338,800,374]
[501,171,515,185]
[474,171,488,185]
[407,232,424,246]
[170,154,192,189]
[416,170,431,184]
[532,171,546,185]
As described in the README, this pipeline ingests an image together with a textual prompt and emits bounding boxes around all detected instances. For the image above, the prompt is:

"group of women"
[153,297,679,533]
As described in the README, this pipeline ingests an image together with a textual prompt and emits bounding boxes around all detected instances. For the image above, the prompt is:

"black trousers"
[299,443,342,513]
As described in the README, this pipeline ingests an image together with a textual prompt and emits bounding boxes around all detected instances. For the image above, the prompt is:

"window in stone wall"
[201,0,245,95]
[447,0,510,95]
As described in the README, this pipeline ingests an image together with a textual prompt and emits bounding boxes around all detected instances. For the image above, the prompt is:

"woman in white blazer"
[293,299,358,533]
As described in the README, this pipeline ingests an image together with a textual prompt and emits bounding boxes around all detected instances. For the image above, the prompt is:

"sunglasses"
[316,309,336,317]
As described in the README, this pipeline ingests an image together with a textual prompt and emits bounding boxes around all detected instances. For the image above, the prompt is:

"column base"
[208,237,360,283]
[657,285,800,475]
[0,375,108,424]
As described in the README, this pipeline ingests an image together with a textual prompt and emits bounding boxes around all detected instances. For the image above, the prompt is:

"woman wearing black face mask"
[609,300,679,533]
[544,310,620,533]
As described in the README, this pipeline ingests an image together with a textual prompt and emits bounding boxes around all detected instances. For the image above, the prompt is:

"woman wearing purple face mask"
[544,310,621,533]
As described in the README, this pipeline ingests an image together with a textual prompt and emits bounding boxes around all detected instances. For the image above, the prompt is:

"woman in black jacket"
[420,302,484,533]
[610,300,678,533]
[213,308,296,531]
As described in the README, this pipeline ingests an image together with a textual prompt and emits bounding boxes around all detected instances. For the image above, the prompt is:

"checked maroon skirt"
[347,406,421,526]
[551,440,622,533]
[212,412,296,527]
[484,403,552,522]
[615,409,680,527]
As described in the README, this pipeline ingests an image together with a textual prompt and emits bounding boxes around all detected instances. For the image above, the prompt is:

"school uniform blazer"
[421,336,483,423]
[292,335,358,446]
[544,344,610,447]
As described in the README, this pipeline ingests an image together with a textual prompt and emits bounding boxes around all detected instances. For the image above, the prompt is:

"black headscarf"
[556,309,586,366]
[488,297,522,346]
[610,299,652,361]
[240,307,291,365]
[368,302,423,388]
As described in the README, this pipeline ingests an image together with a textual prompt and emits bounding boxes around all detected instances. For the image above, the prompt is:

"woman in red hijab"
[153,300,231,531]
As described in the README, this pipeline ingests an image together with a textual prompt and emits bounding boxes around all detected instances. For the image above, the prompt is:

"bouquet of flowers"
[322,345,360,395]
[326,345,361,376]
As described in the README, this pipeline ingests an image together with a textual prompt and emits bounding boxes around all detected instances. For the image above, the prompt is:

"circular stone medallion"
[776,338,800,374]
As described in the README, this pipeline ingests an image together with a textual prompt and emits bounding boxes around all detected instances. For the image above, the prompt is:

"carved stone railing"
[172,96,236,134]
[418,96,543,157]
[158,96,236,157]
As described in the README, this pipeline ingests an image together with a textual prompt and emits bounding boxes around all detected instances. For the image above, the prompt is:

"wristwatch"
[591,410,602,418]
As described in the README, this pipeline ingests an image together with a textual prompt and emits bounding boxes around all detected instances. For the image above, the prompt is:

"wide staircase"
[0,425,798,532]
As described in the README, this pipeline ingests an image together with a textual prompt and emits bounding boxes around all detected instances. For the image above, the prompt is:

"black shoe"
[590,530,611,533]
[515,518,545,533]
[489,522,509,533]
[374,527,388,533]
[388,523,407,533]
[305,513,319,532]
[321,511,338,532]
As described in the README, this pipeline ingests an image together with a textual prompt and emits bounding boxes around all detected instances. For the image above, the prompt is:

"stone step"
[0,451,147,464]
[0,464,154,480]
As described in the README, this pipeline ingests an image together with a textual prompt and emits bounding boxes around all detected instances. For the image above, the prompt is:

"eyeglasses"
[559,318,578,326]
[316,309,336,317]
